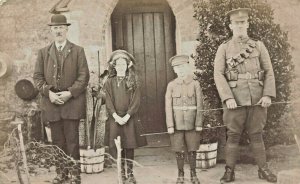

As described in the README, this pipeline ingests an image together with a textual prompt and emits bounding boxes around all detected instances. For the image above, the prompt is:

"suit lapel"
[61,40,73,73]
[48,42,58,68]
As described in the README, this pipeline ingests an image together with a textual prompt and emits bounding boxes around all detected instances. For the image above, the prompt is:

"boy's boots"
[176,152,185,184]
[188,151,200,184]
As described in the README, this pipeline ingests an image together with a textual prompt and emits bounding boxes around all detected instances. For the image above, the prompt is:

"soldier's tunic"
[214,36,276,135]
[214,36,276,169]
[165,75,204,151]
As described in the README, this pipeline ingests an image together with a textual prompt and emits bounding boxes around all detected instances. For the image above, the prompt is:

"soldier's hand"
[167,127,175,134]
[49,91,64,105]
[196,127,203,131]
[257,96,272,108]
[225,98,237,109]
[56,91,72,103]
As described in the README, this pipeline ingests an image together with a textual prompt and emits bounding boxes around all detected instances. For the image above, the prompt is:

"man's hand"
[167,127,174,134]
[122,114,131,123]
[49,91,64,105]
[113,113,126,125]
[225,98,237,109]
[257,96,272,108]
[56,91,72,103]
[196,127,203,132]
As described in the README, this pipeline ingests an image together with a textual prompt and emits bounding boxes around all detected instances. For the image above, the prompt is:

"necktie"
[58,45,62,52]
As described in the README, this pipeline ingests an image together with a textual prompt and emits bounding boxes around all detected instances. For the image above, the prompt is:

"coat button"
[54,65,56,67]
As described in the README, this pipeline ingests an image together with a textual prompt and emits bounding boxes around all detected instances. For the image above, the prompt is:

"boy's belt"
[173,106,197,110]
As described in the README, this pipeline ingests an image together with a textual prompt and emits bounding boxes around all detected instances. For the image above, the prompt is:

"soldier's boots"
[176,169,185,184]
[220,166,235,183]
[258,165,277,183]
[190,169,200,184]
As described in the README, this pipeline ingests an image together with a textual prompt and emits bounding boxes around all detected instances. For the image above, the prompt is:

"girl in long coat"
[104,50,147,183]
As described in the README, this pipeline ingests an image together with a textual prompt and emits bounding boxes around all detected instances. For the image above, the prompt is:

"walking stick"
[140,101,299,137]
[90,89,97,148]
[93,97,102,150]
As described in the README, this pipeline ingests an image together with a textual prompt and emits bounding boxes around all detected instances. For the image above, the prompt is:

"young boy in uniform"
[165,55,204,184]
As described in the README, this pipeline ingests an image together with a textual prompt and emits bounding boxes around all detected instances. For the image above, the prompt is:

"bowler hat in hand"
[48,14,71,26]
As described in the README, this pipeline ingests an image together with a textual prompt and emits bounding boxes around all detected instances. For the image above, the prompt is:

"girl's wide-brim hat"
[48,14,71,26]
[108,50,136,64]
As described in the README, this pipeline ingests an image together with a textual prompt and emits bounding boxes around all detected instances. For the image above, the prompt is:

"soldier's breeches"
[249,133,267,168]
[223,106,267,135]
[225,132,241,168]
[223,106,268,168]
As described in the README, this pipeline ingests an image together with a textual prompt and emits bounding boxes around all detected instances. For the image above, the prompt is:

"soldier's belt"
[238,72,258,80]
[173,106,197,110]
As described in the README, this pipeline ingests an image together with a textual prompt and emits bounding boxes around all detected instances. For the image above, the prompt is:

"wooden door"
[111,0,176,133]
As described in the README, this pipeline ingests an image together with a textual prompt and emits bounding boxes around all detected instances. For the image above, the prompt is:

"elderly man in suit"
[214,8,277,183]
[33,14,89,184]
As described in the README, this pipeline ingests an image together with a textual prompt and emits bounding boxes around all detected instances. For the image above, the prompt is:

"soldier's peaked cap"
[169,55,189,66]
[226,8,251,21]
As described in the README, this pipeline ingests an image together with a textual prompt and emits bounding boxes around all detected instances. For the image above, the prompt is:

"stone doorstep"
[277,169,300,184]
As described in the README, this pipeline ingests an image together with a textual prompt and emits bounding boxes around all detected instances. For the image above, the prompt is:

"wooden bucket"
[80,147,105,174]
[196,142,218,169]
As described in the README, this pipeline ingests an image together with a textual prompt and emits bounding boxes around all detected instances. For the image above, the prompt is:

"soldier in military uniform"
[165,55,204,184]
[214,8,277,183]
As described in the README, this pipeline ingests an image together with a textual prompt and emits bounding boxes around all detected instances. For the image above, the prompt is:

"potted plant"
[195,97,224,169]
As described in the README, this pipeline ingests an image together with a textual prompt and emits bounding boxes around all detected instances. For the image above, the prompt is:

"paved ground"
[2,143,299,184]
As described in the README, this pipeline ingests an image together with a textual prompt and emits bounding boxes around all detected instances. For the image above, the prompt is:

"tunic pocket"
[187,87,196,105]
[171,90,181,97]
[228,81,237,88]
[172,89,181,106]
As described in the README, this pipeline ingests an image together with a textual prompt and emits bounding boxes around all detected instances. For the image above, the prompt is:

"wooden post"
[114,136,122,184]
[12,118,30,184]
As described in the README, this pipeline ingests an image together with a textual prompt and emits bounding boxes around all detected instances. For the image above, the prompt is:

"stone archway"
[100,0,198,58]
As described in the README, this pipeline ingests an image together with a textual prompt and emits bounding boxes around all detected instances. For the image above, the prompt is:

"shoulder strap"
[226,39,258,68]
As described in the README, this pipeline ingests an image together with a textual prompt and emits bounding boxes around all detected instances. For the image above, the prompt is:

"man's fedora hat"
[48,14,71,26]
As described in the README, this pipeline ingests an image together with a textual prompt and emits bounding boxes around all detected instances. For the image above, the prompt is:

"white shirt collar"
[55,40,67,51]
